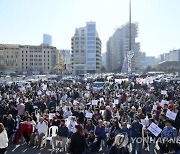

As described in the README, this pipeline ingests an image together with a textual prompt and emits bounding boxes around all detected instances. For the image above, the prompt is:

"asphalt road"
[6,143,154,154]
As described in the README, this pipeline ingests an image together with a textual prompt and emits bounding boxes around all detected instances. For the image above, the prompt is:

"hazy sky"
[0,0,180,57]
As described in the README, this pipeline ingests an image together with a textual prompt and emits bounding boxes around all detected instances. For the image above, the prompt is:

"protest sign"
[148,122,162,137]
[100,97,104,102]
[141,119,149,126]
[161,90,167,95]
[73,100,79,105]
[166,109,177,121]
[85,112,93,118]
[49,113,56,119]
[114,99,119,105]
[92,100,98,106]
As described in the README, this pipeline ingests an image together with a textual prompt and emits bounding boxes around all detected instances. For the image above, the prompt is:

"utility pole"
[127,0,134,75]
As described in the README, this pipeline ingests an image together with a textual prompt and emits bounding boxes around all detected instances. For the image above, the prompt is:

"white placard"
[49,113,56,119]
[19,87,25,92]
[85,112,93,118]
[166,109,177,121]
[37,90,42,96]
[160,100,169,106]
[46,91,51,95]
[147,122,162,137]
[92,100,98,106]
[100,110,105,115]
[152,104,157,110]
[73,100,79,105]
[100,97,104,102]
[85,93,89,98]
[141,119,149,126]
[161,90,167,95]
[114,99,119,105]
[42,84,47,90]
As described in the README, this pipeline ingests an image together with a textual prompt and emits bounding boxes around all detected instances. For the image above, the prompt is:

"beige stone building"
[0,44,64,75]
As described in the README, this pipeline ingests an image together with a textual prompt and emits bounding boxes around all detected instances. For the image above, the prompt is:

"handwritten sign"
[141,119,149,127]
[166,109,177,121]
[85,93,89,98]
[92,100,98,106]
[85,112,93,118]
[37,90,42,96]
[49,113,56,119]
[148,122,162,137]
[152,104,157,110]
[114,99,119,105]
[73,100,79,105]
[100,97,104,102]
[160,100,169,107]
[42,84,47,90]
[161,90,167,95]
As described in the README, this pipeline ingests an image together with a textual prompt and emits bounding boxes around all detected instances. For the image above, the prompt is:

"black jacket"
[69,132,88,154]
[57,125,69,137]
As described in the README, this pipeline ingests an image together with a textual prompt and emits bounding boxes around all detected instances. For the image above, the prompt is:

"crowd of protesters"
[0,75,180,154]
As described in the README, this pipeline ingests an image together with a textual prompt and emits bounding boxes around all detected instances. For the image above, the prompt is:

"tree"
[53,64,64,74]
[101,66,107,73]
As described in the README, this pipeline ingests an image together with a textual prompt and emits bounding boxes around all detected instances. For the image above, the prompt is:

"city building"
[60,49,71,71]
[106,23,140,72]
[102,52,106,68]
[43,34,52,46]
[145,56,156,68]
[0,44,64,75]
[169,49,180,61]
[0,44,20,74]
[71,22,102,74]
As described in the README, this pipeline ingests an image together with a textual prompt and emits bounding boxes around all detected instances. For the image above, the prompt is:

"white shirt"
[0,130,8,148]
[36,121,48,135]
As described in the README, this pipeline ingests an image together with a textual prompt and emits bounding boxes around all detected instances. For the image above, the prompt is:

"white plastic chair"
[43,126,58,147]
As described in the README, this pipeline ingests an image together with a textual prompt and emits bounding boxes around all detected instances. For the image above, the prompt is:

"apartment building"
[106,23,140,72]
[0,44,63,74]
[71,22,102,75]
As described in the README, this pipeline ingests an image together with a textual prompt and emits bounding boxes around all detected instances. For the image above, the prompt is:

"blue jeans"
[131,138,142,154]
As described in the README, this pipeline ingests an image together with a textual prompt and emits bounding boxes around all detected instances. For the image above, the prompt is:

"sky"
[0,0,180,57]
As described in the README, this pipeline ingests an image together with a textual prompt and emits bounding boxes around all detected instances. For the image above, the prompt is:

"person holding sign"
[160,120,178,154]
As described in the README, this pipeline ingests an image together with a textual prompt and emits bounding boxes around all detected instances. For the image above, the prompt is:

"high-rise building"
[0,44,64,75]
[71,22,101,74]
[106,23,140,72]
[43,34,52,46]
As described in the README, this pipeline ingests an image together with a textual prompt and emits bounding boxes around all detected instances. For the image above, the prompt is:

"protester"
[0,74,179,154]
[69,124,88,154]
[0,123,8,154]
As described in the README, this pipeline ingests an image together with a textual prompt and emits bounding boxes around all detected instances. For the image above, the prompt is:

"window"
[22,63,24,65]
[7,55,9,58]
